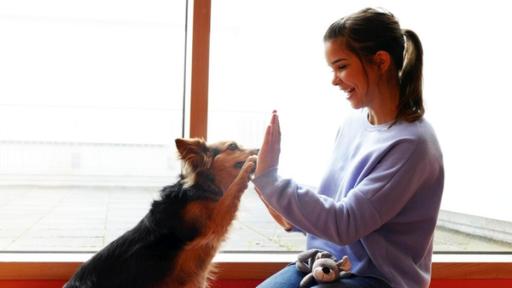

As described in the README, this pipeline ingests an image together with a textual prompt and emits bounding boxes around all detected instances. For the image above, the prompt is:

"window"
[0,0,186,251]
[209,0,512,252]
[1,0,511,256]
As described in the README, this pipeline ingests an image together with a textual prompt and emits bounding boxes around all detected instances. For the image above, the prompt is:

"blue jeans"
[257,263,391,288]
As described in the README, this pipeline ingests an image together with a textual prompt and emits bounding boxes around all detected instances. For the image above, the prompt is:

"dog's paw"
[243,155,258,177]
[235,156,257,183]
[225,157,257,196]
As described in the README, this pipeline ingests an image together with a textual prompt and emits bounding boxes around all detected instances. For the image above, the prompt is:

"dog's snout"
[251,149,260,155]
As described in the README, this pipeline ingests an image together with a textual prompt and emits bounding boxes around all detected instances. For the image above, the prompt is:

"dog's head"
[175,138,258,198]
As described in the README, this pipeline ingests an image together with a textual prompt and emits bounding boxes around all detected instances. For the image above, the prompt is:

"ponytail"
[398,29,424,122]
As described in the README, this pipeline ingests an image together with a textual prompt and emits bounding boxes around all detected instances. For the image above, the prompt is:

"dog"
[63,138,258,288]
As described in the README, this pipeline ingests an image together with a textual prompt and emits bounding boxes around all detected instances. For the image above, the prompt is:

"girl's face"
[325,40,378,109]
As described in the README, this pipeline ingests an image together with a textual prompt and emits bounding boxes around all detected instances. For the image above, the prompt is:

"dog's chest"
[156,242,218,288]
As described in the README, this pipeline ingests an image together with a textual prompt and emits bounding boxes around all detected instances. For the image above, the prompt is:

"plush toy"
[296,249,352,288]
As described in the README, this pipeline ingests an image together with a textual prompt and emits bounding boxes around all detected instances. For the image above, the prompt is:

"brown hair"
[324,8,424,122]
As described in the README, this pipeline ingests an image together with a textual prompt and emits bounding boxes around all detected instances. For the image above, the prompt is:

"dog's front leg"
[207,156,257,238]
[226,155,257,195]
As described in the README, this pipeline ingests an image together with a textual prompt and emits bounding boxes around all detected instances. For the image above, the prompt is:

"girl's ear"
[373,50,392,72]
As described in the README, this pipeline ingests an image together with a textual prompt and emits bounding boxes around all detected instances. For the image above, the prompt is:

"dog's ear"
[175,138,210,171]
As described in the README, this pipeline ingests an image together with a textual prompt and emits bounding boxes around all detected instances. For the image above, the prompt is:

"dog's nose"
[322,267,331,274]
[252,149,260,155]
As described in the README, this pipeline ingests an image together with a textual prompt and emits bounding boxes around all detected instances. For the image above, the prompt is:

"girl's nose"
[332,73,341,86]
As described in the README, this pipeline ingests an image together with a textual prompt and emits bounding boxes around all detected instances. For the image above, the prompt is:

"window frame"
[1,0,511,282]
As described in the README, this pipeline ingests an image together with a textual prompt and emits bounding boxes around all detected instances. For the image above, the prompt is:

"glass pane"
[209,0,512,252]
[0,0,186,252]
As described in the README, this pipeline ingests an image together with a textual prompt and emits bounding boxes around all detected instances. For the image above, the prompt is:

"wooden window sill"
[0,253,511,280]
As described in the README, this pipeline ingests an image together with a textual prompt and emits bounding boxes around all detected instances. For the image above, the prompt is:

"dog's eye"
[210,148,220,157]
[227,143,238,151]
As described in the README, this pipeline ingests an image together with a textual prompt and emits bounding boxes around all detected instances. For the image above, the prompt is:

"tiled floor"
[0,185,303,252]
[1,185,511,253]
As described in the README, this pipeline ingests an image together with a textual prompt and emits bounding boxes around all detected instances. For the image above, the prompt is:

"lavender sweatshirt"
[253,111,444,288]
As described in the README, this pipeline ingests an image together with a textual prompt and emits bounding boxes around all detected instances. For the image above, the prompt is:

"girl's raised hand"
[254,110,281,178]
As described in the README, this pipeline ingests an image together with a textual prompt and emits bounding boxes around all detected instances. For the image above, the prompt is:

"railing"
[0,140,179,187]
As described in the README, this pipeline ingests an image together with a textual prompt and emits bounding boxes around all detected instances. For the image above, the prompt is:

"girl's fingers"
[255,110,281,177]
[269,112,280,152]
[272,112,281,145]
[261,124,272,154]
[263,111,278,153]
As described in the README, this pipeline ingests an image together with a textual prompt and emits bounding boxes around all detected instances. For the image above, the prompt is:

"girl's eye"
[337,64,347,71]
[227,143,238,151]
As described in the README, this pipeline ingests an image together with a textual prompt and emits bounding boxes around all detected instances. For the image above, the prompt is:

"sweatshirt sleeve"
[252,139,431,245]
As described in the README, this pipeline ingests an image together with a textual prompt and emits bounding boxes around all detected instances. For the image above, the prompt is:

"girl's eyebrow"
[331,58,348,65]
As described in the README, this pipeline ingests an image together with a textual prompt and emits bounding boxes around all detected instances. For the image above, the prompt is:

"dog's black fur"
[64,181,205,288]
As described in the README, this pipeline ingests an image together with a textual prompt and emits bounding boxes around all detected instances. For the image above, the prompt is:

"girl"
[253,8,444,288]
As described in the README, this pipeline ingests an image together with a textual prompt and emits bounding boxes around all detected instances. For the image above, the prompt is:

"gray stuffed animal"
[296,249,352,288]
